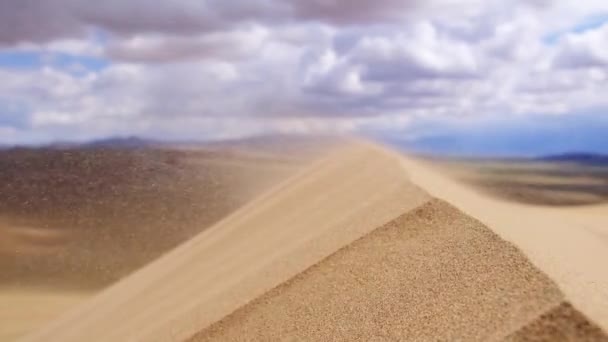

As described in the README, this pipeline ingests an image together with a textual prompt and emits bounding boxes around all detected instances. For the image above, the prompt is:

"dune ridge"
[21,141,608,341]
[190,199,606,341]
[22,142,430,342]
[0,145,300,341]
[401,155,608,332]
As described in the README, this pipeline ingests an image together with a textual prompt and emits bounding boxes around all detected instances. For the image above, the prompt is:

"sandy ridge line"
[398,152,608,332]
[15,144,341,341]
[189,198,579,341]
[21,141,430,342]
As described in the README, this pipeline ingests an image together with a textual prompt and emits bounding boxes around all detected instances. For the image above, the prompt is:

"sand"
[21,142,429,342]
[401,156,608,332]
[505,302,608,341]
[191,200,572,341]
[0,289,87,342]
[19,141,608,341]
[0,146,299,341]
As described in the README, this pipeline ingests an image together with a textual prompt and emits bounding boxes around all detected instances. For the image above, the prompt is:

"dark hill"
[536,153,608,166]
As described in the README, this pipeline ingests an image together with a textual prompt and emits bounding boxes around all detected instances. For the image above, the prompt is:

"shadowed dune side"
[22,143,430,342]
[505,302,608,341]
[190,199,606,341]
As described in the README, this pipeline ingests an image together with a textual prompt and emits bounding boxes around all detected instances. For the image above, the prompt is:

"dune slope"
[402,156,608,332]
[191,199,606,341]
[0,146,300,341]
[22,143,430,342]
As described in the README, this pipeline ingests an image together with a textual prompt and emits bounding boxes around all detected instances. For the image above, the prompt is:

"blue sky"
[0,0,607,155]
[0,51,109,74]
[544,13,608,44]
[378,112,608,157]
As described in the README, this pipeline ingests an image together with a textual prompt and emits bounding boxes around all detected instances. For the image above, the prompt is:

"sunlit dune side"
[21,141,608,342]
[0,290,86,342]
[21,142,430,342]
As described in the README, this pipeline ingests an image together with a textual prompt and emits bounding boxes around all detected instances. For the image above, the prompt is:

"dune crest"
[401,155,608,333]
[20,141,608,341]
[22,142,430,342]
[190,198,607,341]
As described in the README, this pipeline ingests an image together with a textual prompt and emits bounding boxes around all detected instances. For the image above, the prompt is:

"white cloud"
[1,0,608,143]
[105,26,270,62]
[552,24,608,68]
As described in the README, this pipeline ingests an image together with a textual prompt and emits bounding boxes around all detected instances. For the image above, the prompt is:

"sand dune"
[20,141,608,341]
[0,146,299,341]
[0,290,87,342]
[192,199,577,341]
[22,143,429,342]
[402,156,608,333]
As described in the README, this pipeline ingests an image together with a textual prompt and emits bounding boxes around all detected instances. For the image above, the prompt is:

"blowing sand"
[22,143,429,342]
[20,141,608,341]
[0,146,300,341]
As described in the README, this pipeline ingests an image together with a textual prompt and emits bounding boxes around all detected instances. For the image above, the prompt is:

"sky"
[0,0,607,155]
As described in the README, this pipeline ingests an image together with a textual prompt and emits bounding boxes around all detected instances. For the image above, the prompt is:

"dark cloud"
[292,0,417,24]
[0,0,81,45]
[0,0,419,45]
[1,0,608,145]
[105,29,267,62]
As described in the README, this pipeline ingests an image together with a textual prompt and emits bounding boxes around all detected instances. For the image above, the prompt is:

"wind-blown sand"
[0,146,299,341]
[21,141,608,341]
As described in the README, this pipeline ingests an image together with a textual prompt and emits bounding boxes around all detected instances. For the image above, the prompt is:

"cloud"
[105,26,270,62]
[552,24,608,68]
[351,22,479,81]
[290,0,417,24]
[0,0,420,46]
[1,0,608,145]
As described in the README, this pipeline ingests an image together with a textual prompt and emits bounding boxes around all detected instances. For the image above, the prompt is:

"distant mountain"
[83,136,161,149]
[14,134,341,152]
[536,153,608,166]
[206,133,341,149]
